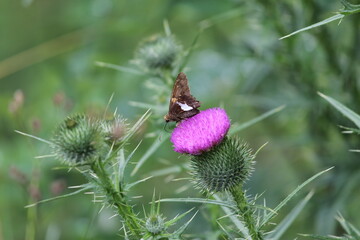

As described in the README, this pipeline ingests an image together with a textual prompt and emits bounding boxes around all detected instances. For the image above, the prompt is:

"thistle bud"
[191,137,255,192]
[145,215,166,235]
[52,115,106,165]
[100,115,128,145]
[133,35,182,71]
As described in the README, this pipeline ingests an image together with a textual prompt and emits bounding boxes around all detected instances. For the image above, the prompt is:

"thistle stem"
[91,160,142,238]
[230,186,263,240]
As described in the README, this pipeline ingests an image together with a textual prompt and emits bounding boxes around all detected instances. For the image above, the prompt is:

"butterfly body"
[164,72,200,122]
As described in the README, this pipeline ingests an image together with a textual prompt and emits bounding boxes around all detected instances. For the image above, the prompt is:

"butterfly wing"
[164,72,201,122]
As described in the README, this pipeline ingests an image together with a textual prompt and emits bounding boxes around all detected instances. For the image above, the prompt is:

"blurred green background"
[1,0,360,239]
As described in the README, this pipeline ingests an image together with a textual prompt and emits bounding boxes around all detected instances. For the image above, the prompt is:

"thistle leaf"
[171,210,198,238]
[95,61,144,75]
[279,14,344,40]
[260,167,333,228]
[318,92,360,129]
[266,191,314,240]
[229,105,285,135]
[157,197,237,210]
[131,134,169,176]
[25,184,92,208]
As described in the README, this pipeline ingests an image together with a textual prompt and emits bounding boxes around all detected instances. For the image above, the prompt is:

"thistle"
[171,108,254,192]
[145,215,166,235]
[100,115,128,146]
[133,35,182,71]
[51,114,107,165]
[170,107,261,239]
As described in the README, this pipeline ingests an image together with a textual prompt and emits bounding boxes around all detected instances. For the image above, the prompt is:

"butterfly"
[164,72,201,122]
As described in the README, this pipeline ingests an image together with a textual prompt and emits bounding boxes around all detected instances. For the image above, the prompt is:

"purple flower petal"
[170,108,231,155]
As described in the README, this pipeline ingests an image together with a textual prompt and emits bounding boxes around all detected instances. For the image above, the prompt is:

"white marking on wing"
[177,102,193,111]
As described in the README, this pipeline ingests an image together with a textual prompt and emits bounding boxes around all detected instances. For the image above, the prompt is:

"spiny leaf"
[15,130,53,145]
[336,213,360,237]
[319,92,360,129]
[266,191,314,240]
[166,208,195,227]
[131,134,169,176]
[340,0,360,14]
[214,193,249,238]
[129,101,166,111]
[299,234,345,240]
[280,0,360,40]
[157,197,238,211]
[279,14,344,40]
[125,176,153,190]
[229,105,285,135]
[25,184,92,208]
[171,210,198,237]
[95,61,144,75]
[118,141,142,184]
[120,109,151,147]
[260,167,333,228]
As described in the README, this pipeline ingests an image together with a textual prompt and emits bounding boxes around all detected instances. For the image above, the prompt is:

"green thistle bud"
[191,137,255,192]
[52,115,107,165]
[145,215,166,235]
[133,35,182,71]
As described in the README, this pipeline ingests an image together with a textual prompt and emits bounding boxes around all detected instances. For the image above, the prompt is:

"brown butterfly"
[164,72,201,122]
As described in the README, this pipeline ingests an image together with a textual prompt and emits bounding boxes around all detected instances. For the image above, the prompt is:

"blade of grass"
[125,176,153,190]
[266,191,314,240]
[229,105,285,135]
[318,92,360,128]
[131,135,169,176]
[157,198,237,211]
[120,141,142,181]
[260,167,333,228]
[172,210,199,237]
[25,185,92,208]
[299,234,345,240]
[166,208,195,226]
[95,61,144,75]
[279,14,344,40]
[121,109,151,146]
[15,130,53,145]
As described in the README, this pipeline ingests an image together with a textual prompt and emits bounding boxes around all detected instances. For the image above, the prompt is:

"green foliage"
[280,0,360,39]
[303,214,360,240]
[2,0,360,239]
[319,92,360,129]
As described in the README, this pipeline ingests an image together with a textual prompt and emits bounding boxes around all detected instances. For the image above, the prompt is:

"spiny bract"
[191,137,255,192]
[52,115,107,165]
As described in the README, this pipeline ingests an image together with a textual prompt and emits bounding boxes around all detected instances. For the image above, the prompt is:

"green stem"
[161,68,174,87]
[91,160,142,238]
[230,186,263,240]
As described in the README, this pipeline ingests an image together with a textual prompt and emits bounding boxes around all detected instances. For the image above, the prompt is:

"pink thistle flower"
[170,108,231,155]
